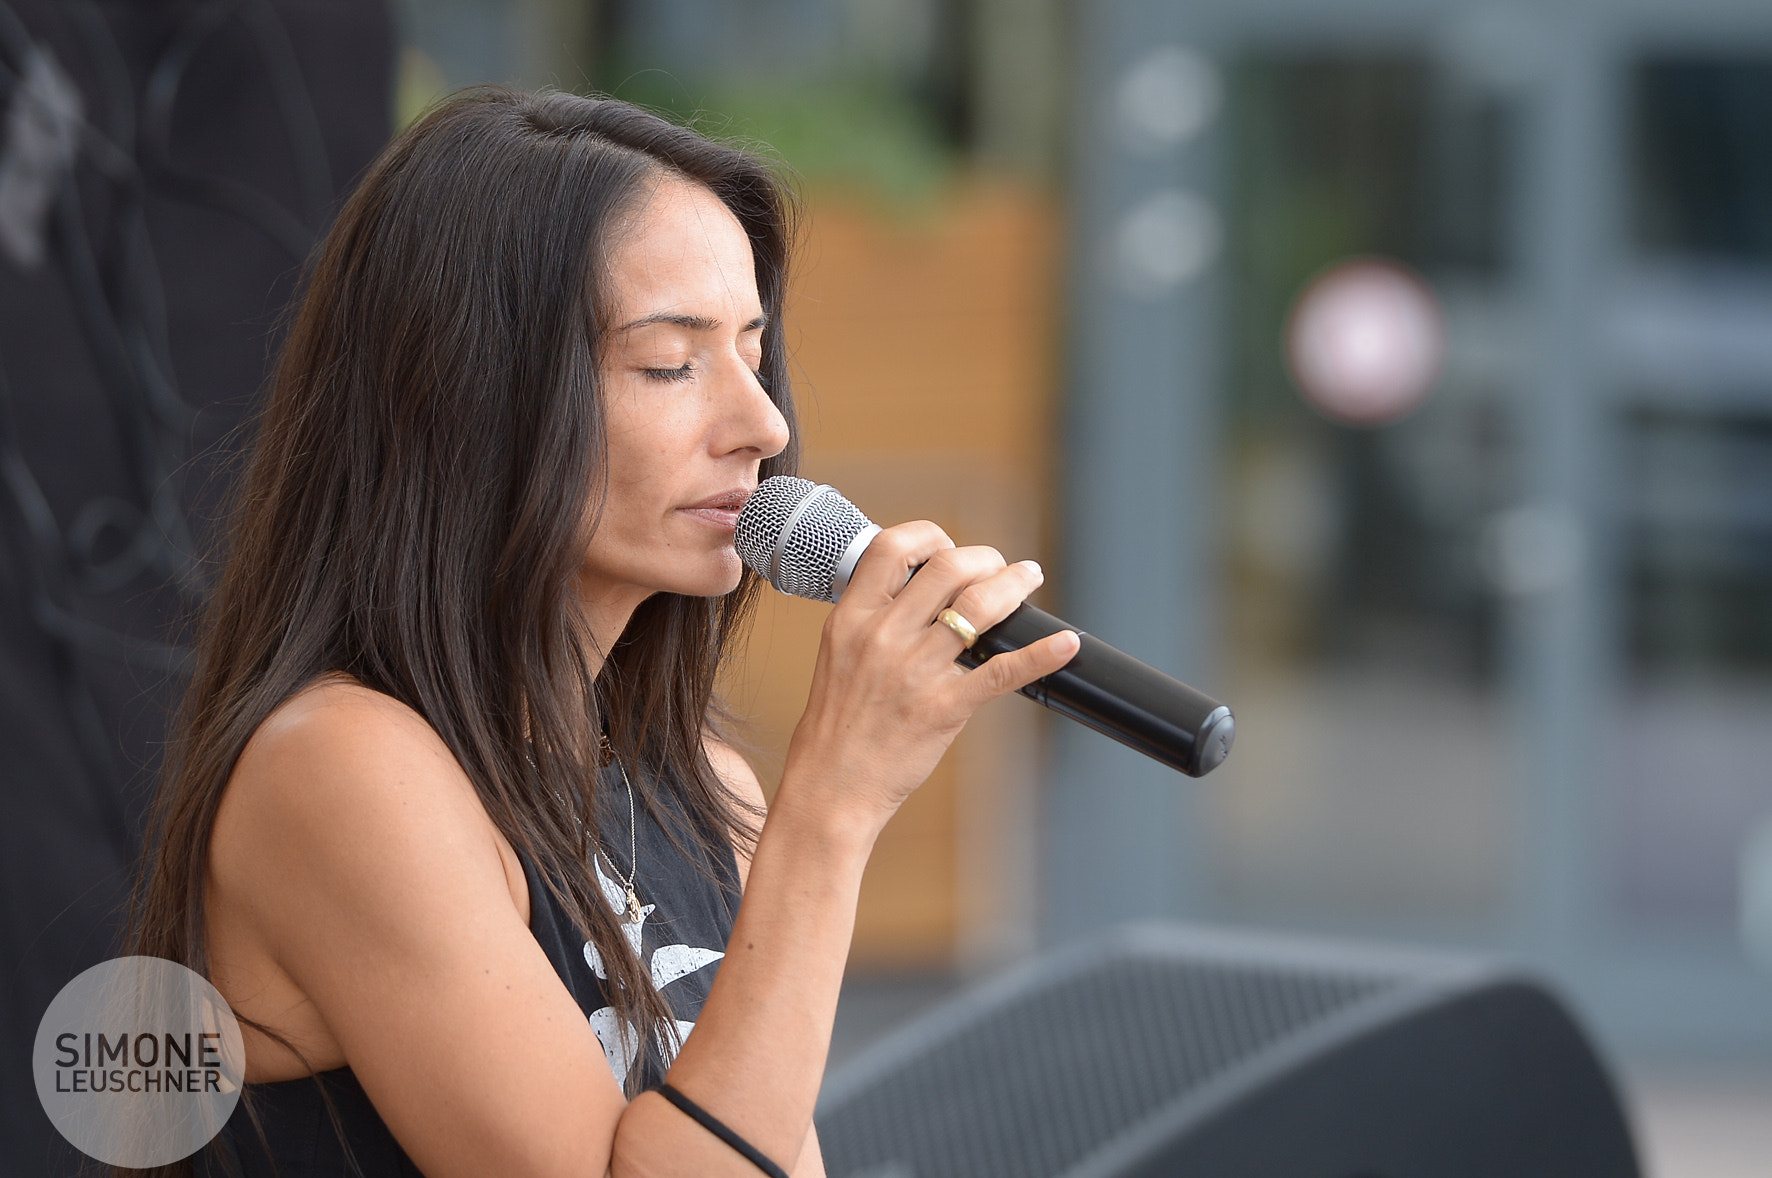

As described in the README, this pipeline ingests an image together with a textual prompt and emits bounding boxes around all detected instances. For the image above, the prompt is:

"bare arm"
[211,685,629,1177]
[703,737,826,1177]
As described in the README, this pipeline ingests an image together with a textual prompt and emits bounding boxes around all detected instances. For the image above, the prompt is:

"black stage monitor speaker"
[815,924,1640,1178]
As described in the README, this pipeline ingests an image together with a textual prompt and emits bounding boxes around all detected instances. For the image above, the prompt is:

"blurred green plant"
[389,48,959,210]
[609,71,958,209]
[395,45,450,131]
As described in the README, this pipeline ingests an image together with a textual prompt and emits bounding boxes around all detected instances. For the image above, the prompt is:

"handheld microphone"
[734,477,1235,778]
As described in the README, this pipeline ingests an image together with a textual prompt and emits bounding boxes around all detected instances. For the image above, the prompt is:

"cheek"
[600,399,704,509]
[601,431,655,496]
[601,398,666,476]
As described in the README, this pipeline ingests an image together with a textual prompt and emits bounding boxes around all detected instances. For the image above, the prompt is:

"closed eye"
[642,363,696,383]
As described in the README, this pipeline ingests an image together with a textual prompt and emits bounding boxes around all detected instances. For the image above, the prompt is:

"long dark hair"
[125,85,800,1126]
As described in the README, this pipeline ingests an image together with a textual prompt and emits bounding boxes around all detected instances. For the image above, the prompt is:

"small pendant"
[625,887,643,925]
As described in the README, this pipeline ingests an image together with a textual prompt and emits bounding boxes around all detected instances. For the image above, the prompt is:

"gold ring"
[936,607,979,649]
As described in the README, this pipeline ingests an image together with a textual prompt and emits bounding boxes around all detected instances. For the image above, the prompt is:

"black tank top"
[201,761,740,1177]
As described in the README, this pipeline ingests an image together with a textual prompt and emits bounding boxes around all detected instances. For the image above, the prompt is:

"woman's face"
[579,176,790,615]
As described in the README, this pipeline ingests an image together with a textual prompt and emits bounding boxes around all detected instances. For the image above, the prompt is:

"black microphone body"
[734,477,1235,777]
[957,603,1234,778]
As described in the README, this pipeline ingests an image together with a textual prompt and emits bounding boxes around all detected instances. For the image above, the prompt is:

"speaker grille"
[818,945,1397,1178]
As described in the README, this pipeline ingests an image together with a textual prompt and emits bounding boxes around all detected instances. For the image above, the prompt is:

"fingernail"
[1022,560,1043,578]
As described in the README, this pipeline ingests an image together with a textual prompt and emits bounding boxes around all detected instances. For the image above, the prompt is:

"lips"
[683,487,752,512]
[678,487,752,532]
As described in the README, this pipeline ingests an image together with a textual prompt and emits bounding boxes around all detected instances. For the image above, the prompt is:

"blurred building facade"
[394,0,1772,1055]
[1063,0,1772,1056]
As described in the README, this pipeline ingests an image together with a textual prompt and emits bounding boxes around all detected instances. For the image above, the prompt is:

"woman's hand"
[779,521,1080,835]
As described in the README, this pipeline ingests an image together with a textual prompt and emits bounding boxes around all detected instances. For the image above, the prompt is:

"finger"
[843,521,953,605]
[926,559,1043,651]
[956,629,1080,708]
[892,544,1009,623]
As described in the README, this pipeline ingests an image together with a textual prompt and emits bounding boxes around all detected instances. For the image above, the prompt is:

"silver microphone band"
[766,482,833,591]
[831,524,882,600]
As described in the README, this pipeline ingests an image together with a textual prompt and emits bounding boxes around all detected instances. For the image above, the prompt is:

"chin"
[668,556,745,599]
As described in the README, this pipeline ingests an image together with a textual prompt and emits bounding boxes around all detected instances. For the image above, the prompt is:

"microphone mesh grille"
[733,476,813,573]
[734,476,875,603]
[778,489,872,602]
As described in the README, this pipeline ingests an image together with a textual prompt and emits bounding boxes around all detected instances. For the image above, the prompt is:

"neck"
[574,574,652,678]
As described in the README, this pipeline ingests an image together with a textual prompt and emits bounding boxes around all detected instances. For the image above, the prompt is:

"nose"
[715,354,790,461]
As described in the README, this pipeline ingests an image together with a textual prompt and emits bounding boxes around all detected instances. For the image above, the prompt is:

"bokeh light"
[1284,258,1447,425]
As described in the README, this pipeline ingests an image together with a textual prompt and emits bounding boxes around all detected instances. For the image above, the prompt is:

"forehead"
[604,176,759,317]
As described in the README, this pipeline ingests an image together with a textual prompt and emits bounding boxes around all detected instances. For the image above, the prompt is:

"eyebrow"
[614,312,769,334]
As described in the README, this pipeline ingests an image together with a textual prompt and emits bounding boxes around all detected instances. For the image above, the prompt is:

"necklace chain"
[603,755,643,925]
[529,738,643,925]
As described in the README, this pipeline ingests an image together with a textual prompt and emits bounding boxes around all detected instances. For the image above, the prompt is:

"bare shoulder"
[704,732,767,812]
[206,674,625,1168]
[218,676,500,883]
[243,673,458,784]
[703,732,766,887]
[208,675,530,1077]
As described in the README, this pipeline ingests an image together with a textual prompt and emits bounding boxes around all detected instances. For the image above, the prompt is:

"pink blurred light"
[1284,258,1447,425]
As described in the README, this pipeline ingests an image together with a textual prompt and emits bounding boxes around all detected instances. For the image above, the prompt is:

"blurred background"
[4,0,1770,1174]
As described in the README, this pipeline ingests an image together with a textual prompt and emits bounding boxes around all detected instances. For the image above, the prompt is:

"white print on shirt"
[581,854,725,1085]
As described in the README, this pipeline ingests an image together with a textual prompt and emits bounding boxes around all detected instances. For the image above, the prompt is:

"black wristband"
[655,1083,790,1178]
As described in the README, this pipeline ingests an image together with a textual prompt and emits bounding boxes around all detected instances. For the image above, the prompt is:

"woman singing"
[126,87,1077,1177]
